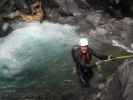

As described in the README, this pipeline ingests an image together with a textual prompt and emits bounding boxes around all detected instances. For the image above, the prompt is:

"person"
[71,38,111,87]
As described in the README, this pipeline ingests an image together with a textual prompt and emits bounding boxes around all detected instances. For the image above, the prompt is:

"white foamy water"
[0,21,79,77]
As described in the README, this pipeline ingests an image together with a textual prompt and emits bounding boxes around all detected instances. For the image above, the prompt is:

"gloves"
[96,60,103,66]
[107,55,114,60]
[96,61,102,71]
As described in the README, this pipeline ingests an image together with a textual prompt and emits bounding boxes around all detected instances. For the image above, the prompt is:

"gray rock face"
[0,0,15,14]
[0,0,133,18]
[102,60,133,100]
[0,0,133,44]
[0,0,133,46]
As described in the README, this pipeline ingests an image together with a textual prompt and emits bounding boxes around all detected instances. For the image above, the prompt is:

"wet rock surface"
[0,0,133,46]
[101,60,133,100]
[0,0,133,39]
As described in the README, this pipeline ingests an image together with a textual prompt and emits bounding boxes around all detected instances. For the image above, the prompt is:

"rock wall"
[0,0,133,37]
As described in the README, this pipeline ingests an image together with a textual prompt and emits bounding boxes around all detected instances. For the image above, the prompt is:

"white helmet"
[79,38,88,46]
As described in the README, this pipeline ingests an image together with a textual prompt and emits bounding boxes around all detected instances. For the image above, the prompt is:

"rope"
[98,55,133,64]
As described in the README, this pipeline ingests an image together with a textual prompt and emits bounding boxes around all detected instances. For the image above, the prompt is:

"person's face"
[80,46,88,54]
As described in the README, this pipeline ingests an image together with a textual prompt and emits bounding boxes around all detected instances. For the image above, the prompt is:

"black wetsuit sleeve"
[71,46,78,63]
[71,46,95,68]
[91,49,108,60]
[77,59,96,68]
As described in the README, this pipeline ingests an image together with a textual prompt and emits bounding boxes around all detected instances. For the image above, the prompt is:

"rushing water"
[0,21,81,89]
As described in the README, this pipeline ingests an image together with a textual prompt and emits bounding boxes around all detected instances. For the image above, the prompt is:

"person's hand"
[96,61,102,71]
[107,55,114,60]
[96,60,103,66]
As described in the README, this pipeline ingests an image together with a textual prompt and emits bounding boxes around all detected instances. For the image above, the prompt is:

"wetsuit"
[72,45,108,87]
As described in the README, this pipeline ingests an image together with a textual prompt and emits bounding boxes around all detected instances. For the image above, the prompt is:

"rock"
[0,0,15,13]
[86,11,103,26]
[131,44,133,49]
[78,19,95,33]
[98,83,105,90]
[75,0,90,9]
[122,17,133,25]
[96,27,108,35]
[56,0,81,17]
[101,60,133,100]
[44,0,59,8]
[0,22,12,37]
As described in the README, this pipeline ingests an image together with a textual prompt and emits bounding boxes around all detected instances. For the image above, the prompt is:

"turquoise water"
[0,21,80,89]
